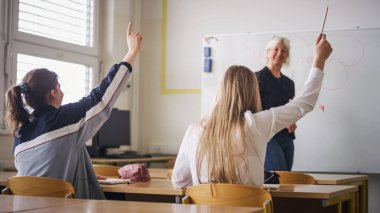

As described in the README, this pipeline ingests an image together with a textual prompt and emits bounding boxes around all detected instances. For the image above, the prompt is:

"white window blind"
[17,54,93,104]
[18,0,94,47]
[1,0,98,130]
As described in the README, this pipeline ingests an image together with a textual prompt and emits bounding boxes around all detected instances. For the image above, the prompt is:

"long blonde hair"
[197,65,262,184]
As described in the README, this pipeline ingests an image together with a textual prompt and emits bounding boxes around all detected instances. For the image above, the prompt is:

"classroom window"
[0,0,99,130]
[0,0,8,131]
[16,54,93,105]
[18,0,94,47]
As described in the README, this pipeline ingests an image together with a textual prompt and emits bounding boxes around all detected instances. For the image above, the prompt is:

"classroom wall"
[138,0,380,154]
[0,134,14,170]
[138,0,380,212]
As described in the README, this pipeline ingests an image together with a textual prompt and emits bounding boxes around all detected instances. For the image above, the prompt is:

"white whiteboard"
[201,28,380,173]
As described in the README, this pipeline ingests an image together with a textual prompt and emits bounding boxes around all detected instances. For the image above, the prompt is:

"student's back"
[5,22,142,199]
[172,34,332,189]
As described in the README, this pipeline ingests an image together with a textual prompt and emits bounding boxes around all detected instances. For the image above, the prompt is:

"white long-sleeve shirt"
[172,67,324,189]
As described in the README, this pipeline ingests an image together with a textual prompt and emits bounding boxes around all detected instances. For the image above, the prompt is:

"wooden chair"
[166,158,176,169]
[276,171,315,184]
[2,176,75,198]
[92,165,120,177]
[166,169,173,179]
[183,183,273,213]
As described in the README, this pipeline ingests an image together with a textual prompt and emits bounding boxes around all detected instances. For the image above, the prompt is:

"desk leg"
[348,180,367,213]
[348,192,356,213]
[337,201,342,213]
[322,192,355,213]
[175,195,183,204]
[360,180,368,213]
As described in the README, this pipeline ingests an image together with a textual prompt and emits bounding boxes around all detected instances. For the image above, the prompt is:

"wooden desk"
[306,173,368,213]
[149,168,171,179]
[91,156,176,166]
[101,178,183,196]
[101,178,185,203]
[1,171,358,213]
[101,178,357,212]
[270,184,358,213]
[0,195,264,213]
[0,194,85,212]
[0,168,173,184]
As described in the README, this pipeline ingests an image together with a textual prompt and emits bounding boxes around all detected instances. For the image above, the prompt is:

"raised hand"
[313,33,333,71]
[123,21,143,65]
[127,21,142,55]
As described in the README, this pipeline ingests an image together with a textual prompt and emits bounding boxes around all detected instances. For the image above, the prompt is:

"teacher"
[256,35,296,171]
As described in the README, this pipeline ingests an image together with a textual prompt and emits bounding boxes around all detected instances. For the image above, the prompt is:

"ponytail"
[5,84,32,136]
[5,68,57,136]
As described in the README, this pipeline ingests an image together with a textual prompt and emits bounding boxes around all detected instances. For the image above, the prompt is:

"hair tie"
[18,82,28,94]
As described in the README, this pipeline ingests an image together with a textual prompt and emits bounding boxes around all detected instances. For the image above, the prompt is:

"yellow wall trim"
[161,0,201,95]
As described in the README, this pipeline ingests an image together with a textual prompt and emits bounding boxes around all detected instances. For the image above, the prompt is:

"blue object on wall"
[204,47,211,57]
[204,58,212,72]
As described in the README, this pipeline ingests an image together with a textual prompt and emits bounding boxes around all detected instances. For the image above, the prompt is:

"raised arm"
[122,21,143,65]
[247,34,332,142]
[287,34,332,134]
[55,22,142,147]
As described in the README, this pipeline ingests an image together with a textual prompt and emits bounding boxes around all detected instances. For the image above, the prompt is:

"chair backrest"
[166,158,176,169]
[276,171,315,184]
[93,165,120,177]
[3,176,75,198]
[166,169,173,179]
[183,183,273,212]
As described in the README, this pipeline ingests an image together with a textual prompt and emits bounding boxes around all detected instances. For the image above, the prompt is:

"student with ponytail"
[5,22,142,199]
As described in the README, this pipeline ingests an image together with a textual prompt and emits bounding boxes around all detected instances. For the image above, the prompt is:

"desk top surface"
[0,194,86,212]
[0,171,182,196]
[0,195,263,213]
[148,168,171,179]
[91,156,176,164]
[305,173,368,185]
[100,178,185,196]
[269,184,358,199]
[100,178,357,199]
[0,168,171,185]
[147,169,369,184]
[0,171,360,199]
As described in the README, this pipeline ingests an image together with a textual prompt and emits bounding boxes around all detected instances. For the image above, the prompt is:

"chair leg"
[1,188,11,195]
[182,195,190,204]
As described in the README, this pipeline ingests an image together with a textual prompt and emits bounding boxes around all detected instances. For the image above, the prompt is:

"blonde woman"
[256,36,296,171]
[172,34,332,188]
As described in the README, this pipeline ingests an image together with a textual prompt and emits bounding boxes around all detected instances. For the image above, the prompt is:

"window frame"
[0,0,9,131]
[11,0,100,56]
[10,40,99,94]
[1,0,100,132]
